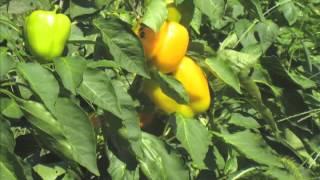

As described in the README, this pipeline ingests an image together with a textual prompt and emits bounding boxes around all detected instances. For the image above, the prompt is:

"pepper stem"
[53,4,60,13]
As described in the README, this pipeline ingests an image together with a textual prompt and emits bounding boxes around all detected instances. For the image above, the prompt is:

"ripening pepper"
[143,57,211,117]
[173,56,211,113]
[137,21,189,73]
[24,9,71,61]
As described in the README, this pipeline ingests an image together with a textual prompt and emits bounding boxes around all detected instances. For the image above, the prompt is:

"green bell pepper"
[24,9,71,61]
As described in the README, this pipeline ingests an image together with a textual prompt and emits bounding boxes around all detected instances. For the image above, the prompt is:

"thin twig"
[277,108,320,122]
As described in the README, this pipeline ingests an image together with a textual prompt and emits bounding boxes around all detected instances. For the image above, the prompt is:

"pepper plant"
[0,0,319,179]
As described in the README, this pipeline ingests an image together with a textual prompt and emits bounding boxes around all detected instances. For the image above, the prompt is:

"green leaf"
[107,148,139,180]
[214,130,283,167]
[249,0,264,20]
[219,50,260,72]
[265,162,303,180]
[227,0,245,19]
[111,79,141,131]
[205,56,241,93]
[54,56,87,95]
[234,19,258,47]
[53,98,99,176]
[229,113,261,129]
[17,62,59,112]
[194,0,225,29]
[103,80,143,157]
[219,33,238,51]
[93,17,149,78]
[224,149,238,174]
[255,20,279,45]
[0,48,15,80]
[33,164,66,180]
[278,0,299,25]
[0,119,30,180]
[78,68,122,118]
[7,0,34,14]
[0,97,23,119]
[172,114,211,169]
[152,71,189,104]
[68,0,97,18]
[288,70,316,89]
[0,119,15,152]
[0,149,28,180]
[142,0,167,32]
[283,128,316,166]
[139,132,189,180]
[19,100,99,175]
[87,60,119,69]
[190,8,202,34]
[252,64,282,97]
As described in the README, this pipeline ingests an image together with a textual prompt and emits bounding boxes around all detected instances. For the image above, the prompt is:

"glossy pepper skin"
[173,57,211,113]
[138,21,189,73]
[24,10,71,61]
[143,57,211,117]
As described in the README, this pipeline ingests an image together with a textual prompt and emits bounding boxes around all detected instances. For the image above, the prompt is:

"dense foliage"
[0,0,319,179]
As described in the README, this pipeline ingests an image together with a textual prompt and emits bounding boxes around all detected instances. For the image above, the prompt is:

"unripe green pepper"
[24,9,71,61]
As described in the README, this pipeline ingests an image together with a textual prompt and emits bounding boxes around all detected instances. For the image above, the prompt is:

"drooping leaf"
[19,100,99,175]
